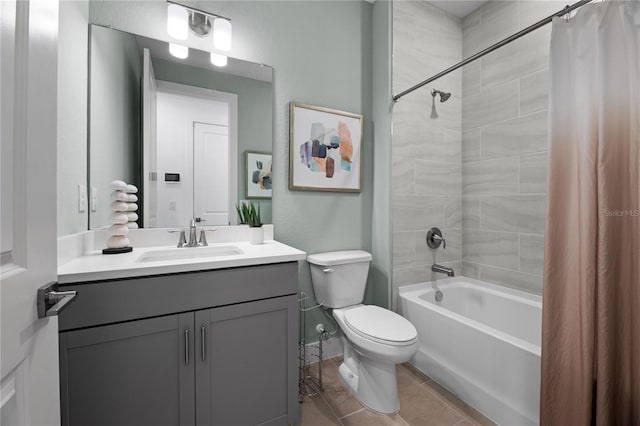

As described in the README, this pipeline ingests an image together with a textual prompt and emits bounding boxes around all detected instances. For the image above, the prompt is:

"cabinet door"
[59,313,195,426]
[195,296,298,426]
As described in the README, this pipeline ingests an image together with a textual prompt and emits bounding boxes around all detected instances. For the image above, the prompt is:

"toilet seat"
[344,305,417,347]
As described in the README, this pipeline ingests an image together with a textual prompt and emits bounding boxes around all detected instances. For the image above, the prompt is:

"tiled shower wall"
[391,1,462,310]
[392,1,559,308]
[460,1,558,294]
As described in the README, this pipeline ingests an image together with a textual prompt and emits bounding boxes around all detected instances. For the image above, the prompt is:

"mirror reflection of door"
[194,123,229,225]
[149,81,237,228]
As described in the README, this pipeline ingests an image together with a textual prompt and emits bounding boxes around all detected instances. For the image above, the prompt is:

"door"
[1,1,61,425]
[142,48,158,227]
[59,313,195,426]
[193,122,229,226]
[195,297,297,426]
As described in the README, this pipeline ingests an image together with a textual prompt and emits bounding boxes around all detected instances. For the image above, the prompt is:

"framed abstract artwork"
[246,151,272,199]
[289,102,363,192]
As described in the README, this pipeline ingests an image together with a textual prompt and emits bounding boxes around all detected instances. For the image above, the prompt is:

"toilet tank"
[307,250,373,309]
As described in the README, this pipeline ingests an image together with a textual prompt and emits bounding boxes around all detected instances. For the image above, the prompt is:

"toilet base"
[338,351,400,414]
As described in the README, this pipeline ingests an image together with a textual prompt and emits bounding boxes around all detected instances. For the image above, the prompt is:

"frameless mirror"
[88,24,273,229]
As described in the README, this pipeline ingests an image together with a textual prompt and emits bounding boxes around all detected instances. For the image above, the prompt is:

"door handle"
[201,326,206,362]
[37,282,77,318]
[185,329,190,366]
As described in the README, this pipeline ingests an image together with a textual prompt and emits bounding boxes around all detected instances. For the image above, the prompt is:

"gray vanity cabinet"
[195,296,298,426]
[59,313,195,426]
[58,262,300,426]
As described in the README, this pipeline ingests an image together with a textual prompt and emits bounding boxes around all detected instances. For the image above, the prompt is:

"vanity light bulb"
[167,4,189,40]
[213,18,232,51]
[210,53,227,67]
[169,43,189,59]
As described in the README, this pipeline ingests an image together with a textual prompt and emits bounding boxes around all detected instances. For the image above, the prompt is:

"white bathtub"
[398,277,542,425]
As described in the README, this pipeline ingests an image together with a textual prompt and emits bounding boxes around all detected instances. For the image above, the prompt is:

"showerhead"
[432,89,451,103]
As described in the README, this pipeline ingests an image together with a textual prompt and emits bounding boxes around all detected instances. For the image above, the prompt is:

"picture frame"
[246,151,272,199]
[289,102,363,192]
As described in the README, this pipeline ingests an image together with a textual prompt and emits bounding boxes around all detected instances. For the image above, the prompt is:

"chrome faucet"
[432,264,455,277]
[168,218,215,248]
[186,218,199,247]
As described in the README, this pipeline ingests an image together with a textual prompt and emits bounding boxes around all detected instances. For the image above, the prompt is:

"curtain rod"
[392,0,593,102]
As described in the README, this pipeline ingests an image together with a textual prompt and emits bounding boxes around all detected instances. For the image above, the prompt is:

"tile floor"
[300,356,496,426]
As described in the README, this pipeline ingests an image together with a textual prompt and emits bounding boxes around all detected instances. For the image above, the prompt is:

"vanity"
[56,228,305,426]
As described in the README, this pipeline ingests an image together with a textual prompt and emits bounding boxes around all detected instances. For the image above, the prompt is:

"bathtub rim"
[398,277,542,356]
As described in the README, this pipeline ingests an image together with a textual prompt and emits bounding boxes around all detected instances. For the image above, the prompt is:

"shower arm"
[392,0,593,102]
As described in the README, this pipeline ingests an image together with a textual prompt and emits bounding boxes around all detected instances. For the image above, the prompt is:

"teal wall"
[371,0,393,309]
[152,58,273,224]
[89,25,142,229]
[88,0,389,341]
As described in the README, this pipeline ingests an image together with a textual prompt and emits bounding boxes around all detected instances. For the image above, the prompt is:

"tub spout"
[432,264,455,277]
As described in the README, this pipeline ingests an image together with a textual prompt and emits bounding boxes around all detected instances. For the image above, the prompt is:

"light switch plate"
[90,186,98,212]
[78,185,87,212]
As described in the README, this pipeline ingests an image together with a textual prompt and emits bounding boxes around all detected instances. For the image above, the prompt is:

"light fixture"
[210,53,227,67]
[167,3,188,40]
[169,43,189,59]
[213,18,232,51]
[166,1,232,51]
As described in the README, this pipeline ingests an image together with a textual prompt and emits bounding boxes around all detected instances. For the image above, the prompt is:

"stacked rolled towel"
[104,180,139,254]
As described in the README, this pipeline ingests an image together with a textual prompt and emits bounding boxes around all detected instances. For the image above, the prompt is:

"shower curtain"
[541,1,640,425]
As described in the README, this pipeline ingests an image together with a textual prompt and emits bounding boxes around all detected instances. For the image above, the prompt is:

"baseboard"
[305,335,344,364]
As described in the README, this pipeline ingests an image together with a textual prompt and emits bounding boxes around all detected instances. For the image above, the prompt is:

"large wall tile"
[519,1,566,29]
[462,80,518,130]
[462,261,480,279]
[480,26,550,89]
[393,231,415,268]
[462,129,481,163]
[414,160,461,196]
[520,152,548,193]
[462,229,519,270]
[392,157,414,195]
[463,1,518,58]
[445,196,462,229]
[392,195,444,232]
[462,196,480,229]
[462,60,481,98]
[480,195,546,233]
[479,264,543,294]
[481,111,548,159]
[462,157,519,195]
[520,68,549,115]
[520,233,545,276]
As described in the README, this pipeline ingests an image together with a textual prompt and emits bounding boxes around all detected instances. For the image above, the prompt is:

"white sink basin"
[136,246,243,263]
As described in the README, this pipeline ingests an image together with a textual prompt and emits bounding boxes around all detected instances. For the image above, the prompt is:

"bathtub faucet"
[432,264,455,277]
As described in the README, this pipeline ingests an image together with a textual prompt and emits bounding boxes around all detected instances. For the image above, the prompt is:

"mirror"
[88,24,273,229]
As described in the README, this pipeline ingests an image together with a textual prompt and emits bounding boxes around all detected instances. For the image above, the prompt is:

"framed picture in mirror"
[246,151,272,199]
[289,102,362,192]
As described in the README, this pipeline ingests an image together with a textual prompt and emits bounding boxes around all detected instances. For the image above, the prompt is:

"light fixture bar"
[166,0,231,23]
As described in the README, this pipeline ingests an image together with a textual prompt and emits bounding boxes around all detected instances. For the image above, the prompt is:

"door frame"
[155,80,238,225]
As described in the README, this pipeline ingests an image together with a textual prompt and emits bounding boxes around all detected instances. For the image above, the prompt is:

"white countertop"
[58,240,306,284]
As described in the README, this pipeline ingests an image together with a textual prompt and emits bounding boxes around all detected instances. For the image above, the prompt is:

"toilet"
[307,250,418,414]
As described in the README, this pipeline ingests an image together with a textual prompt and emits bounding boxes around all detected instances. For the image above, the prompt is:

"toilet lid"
[344,306,417,344]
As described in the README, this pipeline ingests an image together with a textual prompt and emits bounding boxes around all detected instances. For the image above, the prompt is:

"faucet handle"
[198,229,216,246]
[168,229,187,248]
[426,227,446,250]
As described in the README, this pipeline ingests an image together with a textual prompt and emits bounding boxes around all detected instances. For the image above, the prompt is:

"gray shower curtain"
[541,1,640,425]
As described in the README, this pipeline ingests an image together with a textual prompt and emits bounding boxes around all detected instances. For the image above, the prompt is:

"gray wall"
[57,1,89,236]
[391,1,462,310]
[88,1,377,339]
[89,25,142,229]
[152,58,273,224]
[460,1,553,294]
